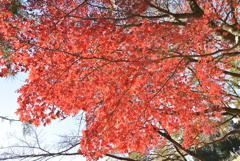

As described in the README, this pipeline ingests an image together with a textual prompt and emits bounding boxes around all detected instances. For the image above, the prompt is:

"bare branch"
[0,116,20,122]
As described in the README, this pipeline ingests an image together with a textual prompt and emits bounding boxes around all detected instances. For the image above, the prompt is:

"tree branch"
[173,145,187,161]
[0,116,20,122]
[222,24,240,36]
[157,131,206,161]
[224,108,240,115]
[223,71,240,78]
[196,129,240,151]
[185,0,204,16]
[105,154,137,161]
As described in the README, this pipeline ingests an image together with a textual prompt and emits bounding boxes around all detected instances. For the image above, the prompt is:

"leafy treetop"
[0,0,240,160]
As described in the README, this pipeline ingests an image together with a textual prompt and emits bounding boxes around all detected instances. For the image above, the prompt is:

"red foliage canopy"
[0,0,240,160]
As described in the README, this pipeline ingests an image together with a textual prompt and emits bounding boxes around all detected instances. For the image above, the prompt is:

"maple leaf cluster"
[0,0,240,160]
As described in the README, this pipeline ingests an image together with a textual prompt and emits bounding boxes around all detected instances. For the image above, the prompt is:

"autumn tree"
[1,0,240,160]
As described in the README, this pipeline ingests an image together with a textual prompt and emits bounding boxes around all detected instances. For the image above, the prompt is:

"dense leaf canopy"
[0,0,240,160]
